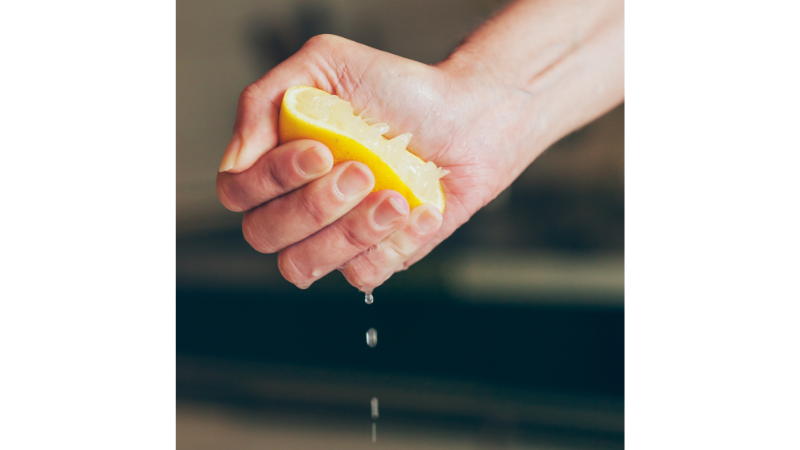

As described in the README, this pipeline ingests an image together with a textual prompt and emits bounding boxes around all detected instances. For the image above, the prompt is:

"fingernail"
[374,196,409,228]
[416,207,442,233]
[336,164,371,197]
[219,134,242,172]
[297,146,332,175]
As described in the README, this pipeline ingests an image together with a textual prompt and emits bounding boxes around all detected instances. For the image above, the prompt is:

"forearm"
[439,0,624,154]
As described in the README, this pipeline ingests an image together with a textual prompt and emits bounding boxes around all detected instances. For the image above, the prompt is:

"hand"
[217,0,623,292]
[213,37,443,290]
[216,35,504,291]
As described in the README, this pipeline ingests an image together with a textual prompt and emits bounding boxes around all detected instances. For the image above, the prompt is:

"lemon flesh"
[279,86,448,212]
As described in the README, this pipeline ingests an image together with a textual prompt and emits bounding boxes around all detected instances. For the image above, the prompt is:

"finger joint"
[242,213,278,253]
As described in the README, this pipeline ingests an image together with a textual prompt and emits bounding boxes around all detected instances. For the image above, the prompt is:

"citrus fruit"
[278,85,448,212]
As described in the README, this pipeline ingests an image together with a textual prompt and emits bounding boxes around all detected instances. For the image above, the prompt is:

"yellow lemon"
[278,85,448,212]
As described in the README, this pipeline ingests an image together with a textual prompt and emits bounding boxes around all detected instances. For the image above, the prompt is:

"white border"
[0,1,175,448]
[626,0,800,447]
[1,0,799,448]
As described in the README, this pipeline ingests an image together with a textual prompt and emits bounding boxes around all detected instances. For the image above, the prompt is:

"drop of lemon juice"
[366,328,377,348]
[371,397,379,418]
[365,293,374,304]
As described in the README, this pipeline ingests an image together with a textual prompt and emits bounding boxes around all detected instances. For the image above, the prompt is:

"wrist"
[436,48,557,161]
[436,45,508,93]
[432,56,556,211]
[436,0,624,154]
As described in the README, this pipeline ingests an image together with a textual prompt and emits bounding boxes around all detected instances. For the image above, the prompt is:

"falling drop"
[366,328,377,348]
[372,422,377,443]
[365,293,374,304]
[371,397,379,419]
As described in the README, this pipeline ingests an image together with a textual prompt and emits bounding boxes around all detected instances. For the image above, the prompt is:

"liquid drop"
[366,328,377,348]
[371,397,379,419]
[372,422,377,443]
[365,293,374,304]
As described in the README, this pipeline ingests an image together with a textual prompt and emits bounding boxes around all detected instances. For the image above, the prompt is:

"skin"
[216,0,624,291]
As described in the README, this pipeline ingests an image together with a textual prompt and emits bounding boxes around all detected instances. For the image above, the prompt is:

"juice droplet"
[365,293,374,304]
[366,328,377,348]
[371,397,379,419]
[372,422,377,443]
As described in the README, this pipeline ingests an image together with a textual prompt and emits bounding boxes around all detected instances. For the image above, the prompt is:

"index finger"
[216,139,334,212]
[217,67,312,173]
[217,36,344,174]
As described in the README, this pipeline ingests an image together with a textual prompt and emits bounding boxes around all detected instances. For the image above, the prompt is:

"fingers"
[217,58,315,173]
[217,35,406,174]
[338,204,443,291]
[277,190,410,288]
[242,161,375,254]
[217,139,333,213]
[218,35,359,174]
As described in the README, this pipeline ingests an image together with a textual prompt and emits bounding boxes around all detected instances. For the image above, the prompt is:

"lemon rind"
[279,86,446,213]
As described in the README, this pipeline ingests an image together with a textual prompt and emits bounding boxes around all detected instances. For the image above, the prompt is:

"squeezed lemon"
[279,86,448,212]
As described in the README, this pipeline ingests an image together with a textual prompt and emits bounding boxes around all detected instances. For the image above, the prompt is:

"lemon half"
[278,86,448,212]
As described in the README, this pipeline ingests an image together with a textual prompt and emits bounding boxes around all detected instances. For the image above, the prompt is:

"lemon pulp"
[293,88,449,210]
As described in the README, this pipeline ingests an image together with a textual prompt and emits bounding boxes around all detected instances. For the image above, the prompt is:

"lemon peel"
[278,86,448,212]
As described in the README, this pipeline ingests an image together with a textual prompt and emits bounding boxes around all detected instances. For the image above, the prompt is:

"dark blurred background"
[177,0,624,448]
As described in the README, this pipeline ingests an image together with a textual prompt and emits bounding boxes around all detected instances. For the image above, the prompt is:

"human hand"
[217,0,624,292]
[215,35,511,291]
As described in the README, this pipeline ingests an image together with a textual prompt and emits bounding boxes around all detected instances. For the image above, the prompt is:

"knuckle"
[265,154,293,192]
[277,251,307,287]
[342,263,374,290]
[297,189,329,227]
[234,83,264,131]
[242,213,277,253]
[341,224,375,251]
[238,83,262,106]
[382,243,407,263]
[216,176,245,212]
[302,34,339,52]
[341,248,389,290]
